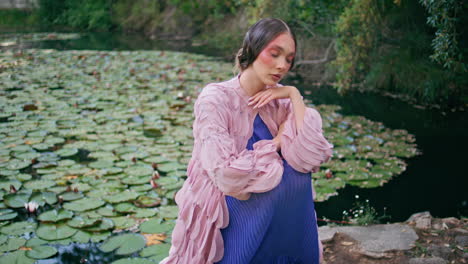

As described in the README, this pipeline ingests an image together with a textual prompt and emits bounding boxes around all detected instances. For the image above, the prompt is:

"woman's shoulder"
[196,77,239,105]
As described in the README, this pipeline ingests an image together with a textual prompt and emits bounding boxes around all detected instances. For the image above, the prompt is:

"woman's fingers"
[255,94,273,108]
[248,90,270,106]
[253,91,273,108]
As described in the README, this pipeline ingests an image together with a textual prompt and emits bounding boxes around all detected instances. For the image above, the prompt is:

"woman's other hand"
[248,85,300,109]
[272,122,286,151]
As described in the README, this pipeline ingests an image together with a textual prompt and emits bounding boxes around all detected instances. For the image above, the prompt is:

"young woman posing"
[161,18,333,264]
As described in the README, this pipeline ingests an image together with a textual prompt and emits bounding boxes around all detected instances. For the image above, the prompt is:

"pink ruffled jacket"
[160,76,333,263]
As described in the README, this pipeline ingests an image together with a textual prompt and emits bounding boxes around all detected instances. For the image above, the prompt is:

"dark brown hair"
[236,18,297,71]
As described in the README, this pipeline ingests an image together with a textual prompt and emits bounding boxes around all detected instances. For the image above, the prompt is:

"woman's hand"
[248,86,300,109]
[272,122,286,151]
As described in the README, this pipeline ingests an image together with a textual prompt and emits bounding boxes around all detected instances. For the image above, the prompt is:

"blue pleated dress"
[216,114,320,264]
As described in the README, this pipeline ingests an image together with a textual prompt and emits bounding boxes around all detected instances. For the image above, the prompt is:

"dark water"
[3,31,467,224]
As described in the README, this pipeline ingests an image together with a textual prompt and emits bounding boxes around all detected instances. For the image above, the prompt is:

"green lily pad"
[112,258,157,264]
[1,221,36,236]
[158,206,178,219]
[38,209,74,222]
[110,216,137,229]
[60,191,84,201]
[89,160,114,169]
[99,233,146,255]
[114,203,137,213]
[0,250,35,264]
[83,217,114,232]
[0,236,26,252]
[24,180,56,190]
[72,230,91,243]
[133,209,157,218]
[25,237,47,247]
[139,243,171,261]
[140,219,174,234]
[56,148,78,157]
[121,176,151,185]
[123,165,153,177]
[67,216,100,228]
[0,209,17,221]
[90,231,111,243]
[63,198,105,212]
[36,223,78,241]
[0,180,22,192]
[104,191,140,204]
[26,245,58,259]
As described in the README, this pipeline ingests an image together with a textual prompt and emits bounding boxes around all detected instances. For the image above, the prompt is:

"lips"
[271,74,281,81]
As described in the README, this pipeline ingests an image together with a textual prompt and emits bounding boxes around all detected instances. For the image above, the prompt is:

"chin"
[263,77,279,86]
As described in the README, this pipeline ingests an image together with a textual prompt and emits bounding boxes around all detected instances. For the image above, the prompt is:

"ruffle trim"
[160,177,228,264]
[281,107,333,173]
[160,141,284,264]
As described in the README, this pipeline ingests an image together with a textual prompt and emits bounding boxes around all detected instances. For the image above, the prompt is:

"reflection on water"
[298,83,468,223]
[36,242,123,264]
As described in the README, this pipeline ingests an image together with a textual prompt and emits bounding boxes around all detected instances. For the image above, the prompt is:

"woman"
[161,18,333,264]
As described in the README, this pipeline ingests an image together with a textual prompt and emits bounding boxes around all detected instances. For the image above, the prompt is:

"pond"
[2,30,467,219]
[24,30,463,224]
[0,31,466,263]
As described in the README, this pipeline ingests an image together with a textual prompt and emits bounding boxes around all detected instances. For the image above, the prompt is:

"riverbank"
[320,212,468,264]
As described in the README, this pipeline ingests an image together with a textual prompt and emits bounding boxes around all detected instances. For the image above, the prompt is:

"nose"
[276,58,288,72]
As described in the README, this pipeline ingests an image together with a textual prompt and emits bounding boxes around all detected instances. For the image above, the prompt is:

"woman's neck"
[239,68,265,97]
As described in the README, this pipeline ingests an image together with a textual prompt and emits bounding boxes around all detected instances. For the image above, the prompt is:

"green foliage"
[342,196,389,225]
[333,0,467,105]
[38,0,112,30]
[333,0,383,92]
[419,0,467,72]
[0,9,39,27]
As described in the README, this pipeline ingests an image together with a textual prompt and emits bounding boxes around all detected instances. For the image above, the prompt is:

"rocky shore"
[319,212,467,264]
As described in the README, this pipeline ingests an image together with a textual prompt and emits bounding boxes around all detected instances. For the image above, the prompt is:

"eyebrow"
[268,44,295,56]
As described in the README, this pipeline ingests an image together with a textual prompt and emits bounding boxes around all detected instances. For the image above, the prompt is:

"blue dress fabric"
[216,114,320,264]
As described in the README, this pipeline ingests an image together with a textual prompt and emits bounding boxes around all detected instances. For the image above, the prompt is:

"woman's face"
[251,33,296,86]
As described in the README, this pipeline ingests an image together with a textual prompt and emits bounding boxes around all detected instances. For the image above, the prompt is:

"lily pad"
[24,180,56,190]
[38,209,74,222]
[1,221,36,236]
[60,191,84,201]
[0,209,17,221]
[140,219,174,234]
[104,191,140,204]
[84,218,114,232]
[110,216,137,229]
[139,243,171,261]
[0,250,35,264]
[158,206,178,219]
[112,258,157,264]
[26,245,58,259]
[36,223,78,241]
[0,236,26,252]
[63,198,105,212]
[99,233,146,255]
[67,216,100,228]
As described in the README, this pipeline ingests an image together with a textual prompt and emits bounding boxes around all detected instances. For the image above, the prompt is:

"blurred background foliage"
[2,0,466,107]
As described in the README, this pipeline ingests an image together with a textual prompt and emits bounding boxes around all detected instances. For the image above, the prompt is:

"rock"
[318,225,338,243]
[318,223,419,258]
[427,244,451,259]
[408,257,447,264]
[451,228,468,235]
[454,235,468,247]
[441,217,460,228]
[407,211,432,229]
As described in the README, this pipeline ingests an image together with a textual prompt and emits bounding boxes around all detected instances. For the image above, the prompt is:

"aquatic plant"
[0,34,418,262]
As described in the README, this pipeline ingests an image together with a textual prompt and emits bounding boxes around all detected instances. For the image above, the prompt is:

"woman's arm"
[193,85,284,200]
[249,86,305,130]
[248,85,333,172]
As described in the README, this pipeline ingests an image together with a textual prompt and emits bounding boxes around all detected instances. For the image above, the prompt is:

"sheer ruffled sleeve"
[193,86,284,200]
[277,99,333,173]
